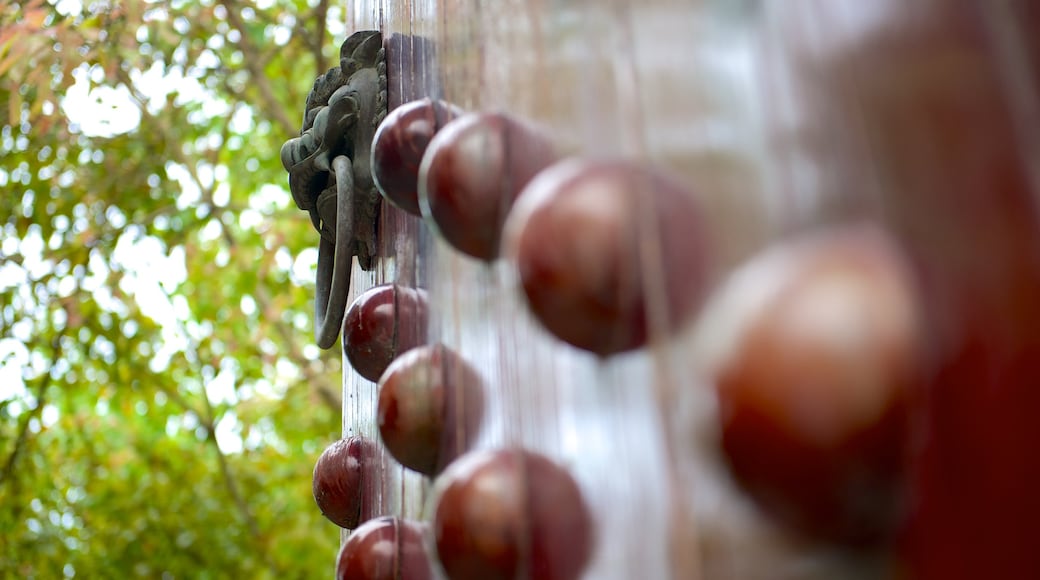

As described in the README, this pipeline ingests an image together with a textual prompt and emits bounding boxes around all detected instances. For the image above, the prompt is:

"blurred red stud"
[419,112,558,261]
[372,99,464,215]
[504,158,711,356]
[711,224,922,544]
[377,344,484,476]
[433,449,593,580]
[335,516,432,580]
[344,284,429,383]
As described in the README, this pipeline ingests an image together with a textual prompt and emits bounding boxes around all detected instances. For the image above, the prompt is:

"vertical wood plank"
[334,2,891,578]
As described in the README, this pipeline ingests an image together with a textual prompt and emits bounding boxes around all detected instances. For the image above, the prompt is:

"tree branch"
[117,63,340,414]
[311,0,330,75]
[220,0,298,138]
[213,219,342,411]
[0,333,64,487]
[199,391,260,535]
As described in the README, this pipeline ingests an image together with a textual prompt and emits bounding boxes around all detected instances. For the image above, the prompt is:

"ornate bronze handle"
[280,30,387,349]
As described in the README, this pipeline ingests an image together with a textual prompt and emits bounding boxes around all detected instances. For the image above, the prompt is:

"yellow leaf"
[7,89,20,126]
[0,50,20,78]
[0,27,17,51]
[23,6,48,30]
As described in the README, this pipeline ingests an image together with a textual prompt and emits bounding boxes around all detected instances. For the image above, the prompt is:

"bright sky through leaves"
[1,0,351,576]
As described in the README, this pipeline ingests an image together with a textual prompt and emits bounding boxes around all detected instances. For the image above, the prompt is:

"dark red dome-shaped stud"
[712,225,923,544]
[433,448,594,580]
[419,112,559,261]
[312,435,377,530]
[372,99,464,215]
[335,516,433,580]
[377,344,484,476]
[343,284,430,383]
[504,159,711,356]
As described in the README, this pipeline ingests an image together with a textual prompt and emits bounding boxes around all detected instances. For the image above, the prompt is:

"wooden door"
[327,2,1040,579]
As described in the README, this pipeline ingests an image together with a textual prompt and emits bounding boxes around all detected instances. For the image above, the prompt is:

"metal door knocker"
[280,31,387,349]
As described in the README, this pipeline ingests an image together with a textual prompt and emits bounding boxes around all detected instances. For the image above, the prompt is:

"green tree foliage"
[0,1,353,576]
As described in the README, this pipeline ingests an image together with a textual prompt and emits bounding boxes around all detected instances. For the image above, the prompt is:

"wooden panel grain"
[334,2,750,578]
[337,2,889,579]
[337,1,429,549]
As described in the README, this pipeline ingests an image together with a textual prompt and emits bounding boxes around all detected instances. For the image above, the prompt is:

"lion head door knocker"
[280,31,387,349]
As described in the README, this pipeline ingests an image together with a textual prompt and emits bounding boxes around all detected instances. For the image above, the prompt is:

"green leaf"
[1,2,340,577]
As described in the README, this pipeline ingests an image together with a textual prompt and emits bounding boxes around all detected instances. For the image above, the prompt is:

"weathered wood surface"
[337,2,889,579]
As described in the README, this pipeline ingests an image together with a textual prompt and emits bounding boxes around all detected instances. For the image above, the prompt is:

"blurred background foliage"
[0,0,356,576]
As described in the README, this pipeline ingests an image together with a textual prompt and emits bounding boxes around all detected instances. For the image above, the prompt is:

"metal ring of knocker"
[313,155,355,349]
